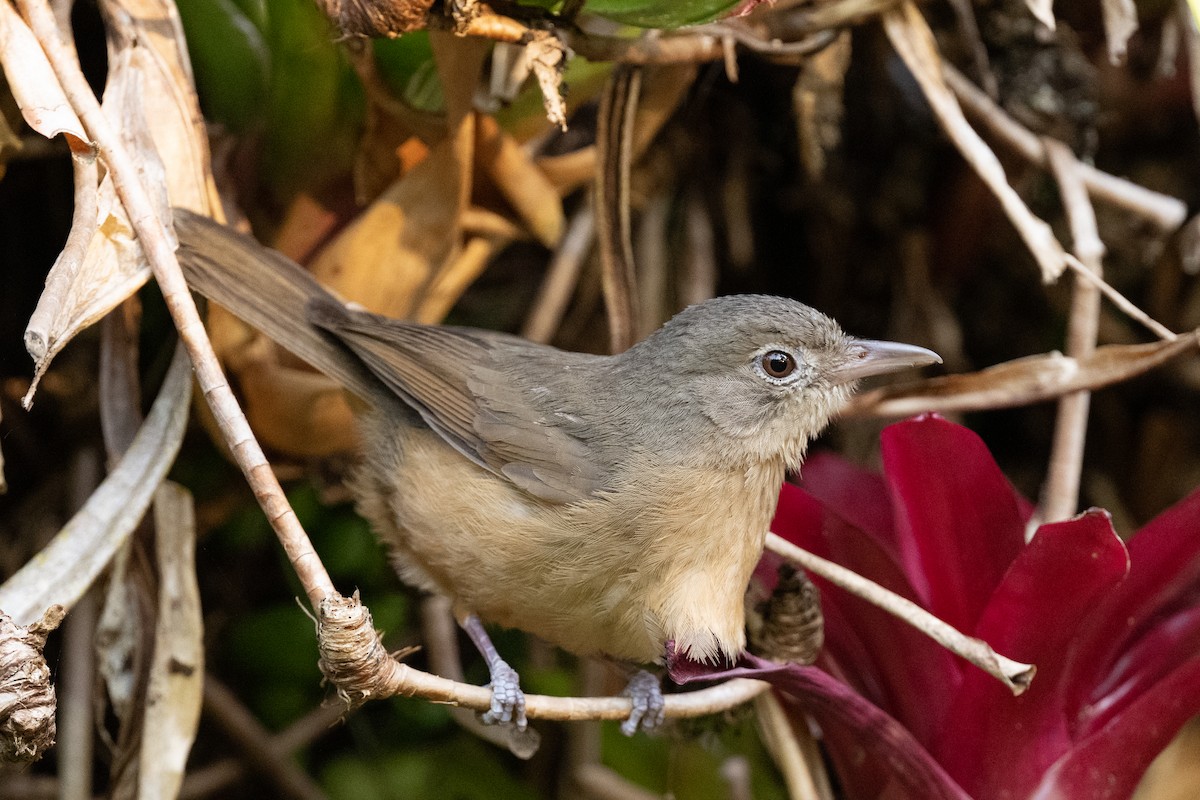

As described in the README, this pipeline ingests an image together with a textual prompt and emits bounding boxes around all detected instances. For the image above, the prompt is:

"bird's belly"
[357,417,781,665]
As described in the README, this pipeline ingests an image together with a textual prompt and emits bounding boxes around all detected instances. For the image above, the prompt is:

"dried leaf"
[240,363,359,456]
[0,347,191,626]
[309,136,468,319]
[0,0,91,155]
[475,114,563,248]
[1101,0,1139,64]
[308,35,488,319]
[23,0,217,403]
[883,3,1066,281]
[139,482,203,800]
[844,333,1200,417]
[106,0,219,212]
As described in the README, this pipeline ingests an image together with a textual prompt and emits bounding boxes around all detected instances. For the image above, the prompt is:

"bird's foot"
[481,657,528,730]
[620,669,665,736]
[459,613,528,731]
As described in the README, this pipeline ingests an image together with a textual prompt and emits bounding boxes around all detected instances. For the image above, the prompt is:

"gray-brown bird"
[174,210,940,735]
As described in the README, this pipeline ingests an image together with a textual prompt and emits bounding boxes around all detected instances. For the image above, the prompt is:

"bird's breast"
[369,420,787,665]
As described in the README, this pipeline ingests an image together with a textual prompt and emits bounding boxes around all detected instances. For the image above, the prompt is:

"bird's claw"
[620,669,665,736]
[481,659,528,731]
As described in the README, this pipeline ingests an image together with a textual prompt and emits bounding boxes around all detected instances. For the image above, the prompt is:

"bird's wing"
[308,297,606,504]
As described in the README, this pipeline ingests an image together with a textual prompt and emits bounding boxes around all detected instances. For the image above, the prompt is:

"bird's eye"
[760,350,796,379]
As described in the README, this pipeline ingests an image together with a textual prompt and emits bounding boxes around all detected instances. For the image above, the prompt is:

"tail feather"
[172,209,384,403]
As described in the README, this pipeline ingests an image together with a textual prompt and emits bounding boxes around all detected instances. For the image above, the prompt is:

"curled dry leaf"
[0,606,64,765]
[0,0,91,155]
[309,134,468,319]
[22,0,217,404]
[139,483,203,800]
[0,346,191,626]
[883,2,1066,282]
[844,332,1200,418]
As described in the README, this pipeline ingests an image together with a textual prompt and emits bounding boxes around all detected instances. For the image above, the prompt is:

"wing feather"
[309,297,607,503]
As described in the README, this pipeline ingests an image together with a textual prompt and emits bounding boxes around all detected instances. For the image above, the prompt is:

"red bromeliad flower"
[671,414,1200,800]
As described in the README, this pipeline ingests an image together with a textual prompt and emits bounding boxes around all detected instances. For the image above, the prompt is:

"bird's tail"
[172,208,382,402]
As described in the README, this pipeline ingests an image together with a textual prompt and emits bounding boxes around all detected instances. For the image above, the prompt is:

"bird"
[172,209,940,735]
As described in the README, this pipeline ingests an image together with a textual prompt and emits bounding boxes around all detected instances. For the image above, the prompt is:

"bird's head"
[623,295,940,470]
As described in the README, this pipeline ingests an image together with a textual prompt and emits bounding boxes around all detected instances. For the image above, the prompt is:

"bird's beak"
[829,339,942,385]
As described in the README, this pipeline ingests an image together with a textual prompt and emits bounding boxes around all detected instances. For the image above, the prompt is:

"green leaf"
[582,0,741,28]
[373,33,445,114]
[176,0,270,131]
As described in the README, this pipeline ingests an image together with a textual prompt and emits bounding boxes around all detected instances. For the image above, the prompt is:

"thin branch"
[181,703,348,799]
[943,63,1187,232]
[1040,140,1104,525]
[765,533,1036,694]
[17,0,335,609]
[1063,254,1177,341]
[523,203,595,343]
[884,2,1065,282]
[202,678,329,800]
[755,692,830,800]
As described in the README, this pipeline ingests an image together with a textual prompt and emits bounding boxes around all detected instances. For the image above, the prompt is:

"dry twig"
[765,534,1036,694]
[1040,141,1104,525]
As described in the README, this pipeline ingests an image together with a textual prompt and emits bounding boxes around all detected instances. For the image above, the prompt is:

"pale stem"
[765,533,1036,694]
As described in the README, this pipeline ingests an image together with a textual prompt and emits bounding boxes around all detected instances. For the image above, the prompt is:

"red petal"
[1064,486,1200,720]
[931,510,1129,798]
[881,415,1026,630]
[771,483,963,745]
[798,451,897,555]
[1077,604,1200,737]
[1029,659,1200,800]
[671,653,973,800]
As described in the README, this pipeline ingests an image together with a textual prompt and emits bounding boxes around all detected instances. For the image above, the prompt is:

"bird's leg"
[621,669,665,736]
[459,613,527,730]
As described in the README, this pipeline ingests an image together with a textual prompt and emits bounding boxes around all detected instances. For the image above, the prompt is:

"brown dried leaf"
[308,34,488,319]
[309,136,468,319]
[240,363,359,457]
[22,0,217,403]
[475,114,563,248]
[0,1,91,155]
[844,333,1200,417]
